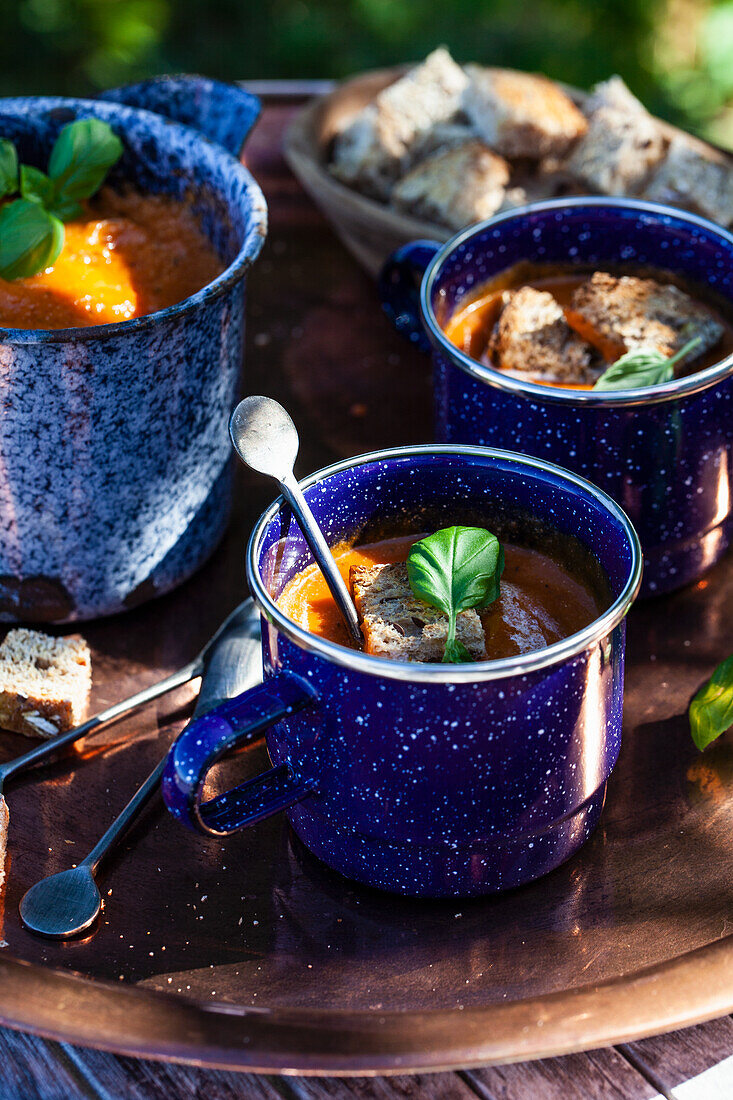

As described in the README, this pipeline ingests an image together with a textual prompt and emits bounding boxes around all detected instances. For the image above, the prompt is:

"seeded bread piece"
[0,629,92,739]
[330,48,469,199]
[391,141,510,230]
[565,272,724,363]
[489,286,601,385]
[350,563,487,663]
[409,120,476,164]
[462,67,587,159]
[564,76,666,195]
[643,133,733,228]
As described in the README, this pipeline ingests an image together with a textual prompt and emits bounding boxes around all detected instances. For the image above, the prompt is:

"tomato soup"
[277,533,602,660]
[443,262,733,389]
[0,188,224,329]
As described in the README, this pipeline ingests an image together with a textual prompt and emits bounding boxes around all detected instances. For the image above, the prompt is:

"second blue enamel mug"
[163,446,641,898]
[380,199,733,595]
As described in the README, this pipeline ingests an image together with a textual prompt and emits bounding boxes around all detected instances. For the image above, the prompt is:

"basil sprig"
[406,526,504,663]
[0,118,122,280]
[593,336,703,391]
[689,655,733,751]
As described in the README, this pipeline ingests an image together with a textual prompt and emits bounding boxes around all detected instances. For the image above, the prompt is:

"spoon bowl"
[20,863,101,939]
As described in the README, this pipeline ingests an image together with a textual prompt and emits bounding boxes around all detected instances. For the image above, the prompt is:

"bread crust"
[0,629,91,739]
[391,140,509,230]
[489,286,600,384]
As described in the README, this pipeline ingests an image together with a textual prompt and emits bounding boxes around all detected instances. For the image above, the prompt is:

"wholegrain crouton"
[350,563,487,662]
[391,140,509,229]
[643,133,733,228]
[0,629,91,739]
[565,272,724,362]
[462,67,587,159]
[331,48,469,199]
[489,286,600,384]
[564,76,666,195]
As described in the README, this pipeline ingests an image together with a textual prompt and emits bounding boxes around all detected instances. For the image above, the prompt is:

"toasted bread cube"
[565,272,724,362]
[564,76,666,195]
[331,48,469,199]
[643,133,733,228]
[391,140,509,229]
[409,120,477,163]
[489,286,600,385]
[0,629,91,739]
[350,563,487,663]
[462,67,587,159]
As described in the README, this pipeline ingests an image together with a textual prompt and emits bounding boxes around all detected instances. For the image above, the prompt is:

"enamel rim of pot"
[0,95,268,345]
[246,444,643,684]
[421,197,733,408]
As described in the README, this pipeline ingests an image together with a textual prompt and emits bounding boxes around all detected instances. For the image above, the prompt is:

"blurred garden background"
[3,0,733,148]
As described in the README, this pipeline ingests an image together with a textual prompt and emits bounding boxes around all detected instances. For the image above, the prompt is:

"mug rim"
[421,197,733,408]
[0,95,268,345]
[246,443,643,683]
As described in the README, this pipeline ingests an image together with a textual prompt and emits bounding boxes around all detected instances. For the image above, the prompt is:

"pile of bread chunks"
[330,48,733,232]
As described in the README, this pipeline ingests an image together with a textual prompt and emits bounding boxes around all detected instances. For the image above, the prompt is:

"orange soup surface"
[277,534,602,660]
[0,187,224,329]
[443,264,733,390]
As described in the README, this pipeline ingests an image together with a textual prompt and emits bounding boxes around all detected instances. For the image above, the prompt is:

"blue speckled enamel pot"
[379,199,733,596]
[0,77,267,621]
[163,446,642,898]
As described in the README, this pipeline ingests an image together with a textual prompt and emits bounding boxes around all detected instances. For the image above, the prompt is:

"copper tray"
[0,97,732,1076]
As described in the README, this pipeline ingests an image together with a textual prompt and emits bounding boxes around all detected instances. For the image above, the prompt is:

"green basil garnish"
[48,118,123,205]
[0,118,122,281]
[689,655,733,751]
[0,139,18,199]
[593,336,703,391]
[0,199,64,280]
[407,526,504,664]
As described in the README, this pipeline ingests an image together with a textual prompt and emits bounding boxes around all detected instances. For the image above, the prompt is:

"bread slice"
[564,76,666,195]
[462,66,587,159]
[565,272,724,363]
[489,286,601,384]
[391,140,509,230]
[0,629,91,739]
[350,563,487,663]
[331,48,469,199]
[643,133,733,228]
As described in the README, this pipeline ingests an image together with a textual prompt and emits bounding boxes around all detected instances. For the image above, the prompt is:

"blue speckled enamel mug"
[379,199,733,596]
[0,77,267,621]
[162,445,642,898]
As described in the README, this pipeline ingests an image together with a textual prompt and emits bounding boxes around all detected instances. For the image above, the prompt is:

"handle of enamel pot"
[98,75,261,157]
[378,239,442,352]
[162,672,317,836]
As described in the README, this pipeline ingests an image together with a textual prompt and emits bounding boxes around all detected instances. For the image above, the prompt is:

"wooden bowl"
[283,65,733,278]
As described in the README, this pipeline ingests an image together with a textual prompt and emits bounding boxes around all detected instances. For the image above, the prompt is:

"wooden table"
[1,88,733,1099]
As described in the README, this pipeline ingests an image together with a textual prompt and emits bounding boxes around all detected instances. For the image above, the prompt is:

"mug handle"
[98,76,261,158]
[378,239,441,352]
[162,673,317,837]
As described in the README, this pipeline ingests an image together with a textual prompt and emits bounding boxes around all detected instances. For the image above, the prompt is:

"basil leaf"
[48,118,123,204]
[20,165,55,207]
[593,336,702,391]
[48,196,84,222]
[407,526,504,664]
[689,655,733,751]
[0,139,18,199]
[0,199,64,280]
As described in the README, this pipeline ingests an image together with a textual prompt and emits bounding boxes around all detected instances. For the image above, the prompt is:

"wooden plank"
[281,1074,476,1098]
[463,1047,663,1100]
[622,1017,733,1099]
[0,1030,98,1100]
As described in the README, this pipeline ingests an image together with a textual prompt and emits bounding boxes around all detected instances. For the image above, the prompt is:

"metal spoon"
[229,395,362,643]
[19,599,262,938]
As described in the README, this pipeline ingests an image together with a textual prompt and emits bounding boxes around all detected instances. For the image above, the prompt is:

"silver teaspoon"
[19,599,262,938]
[229,395,362,644]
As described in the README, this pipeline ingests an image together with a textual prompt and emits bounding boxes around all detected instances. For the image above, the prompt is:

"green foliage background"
[3,0,733,147]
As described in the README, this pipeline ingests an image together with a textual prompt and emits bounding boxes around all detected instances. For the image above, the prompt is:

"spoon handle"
[84,756,166,874]
[0,661,198,787]
[280,471,363,644]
